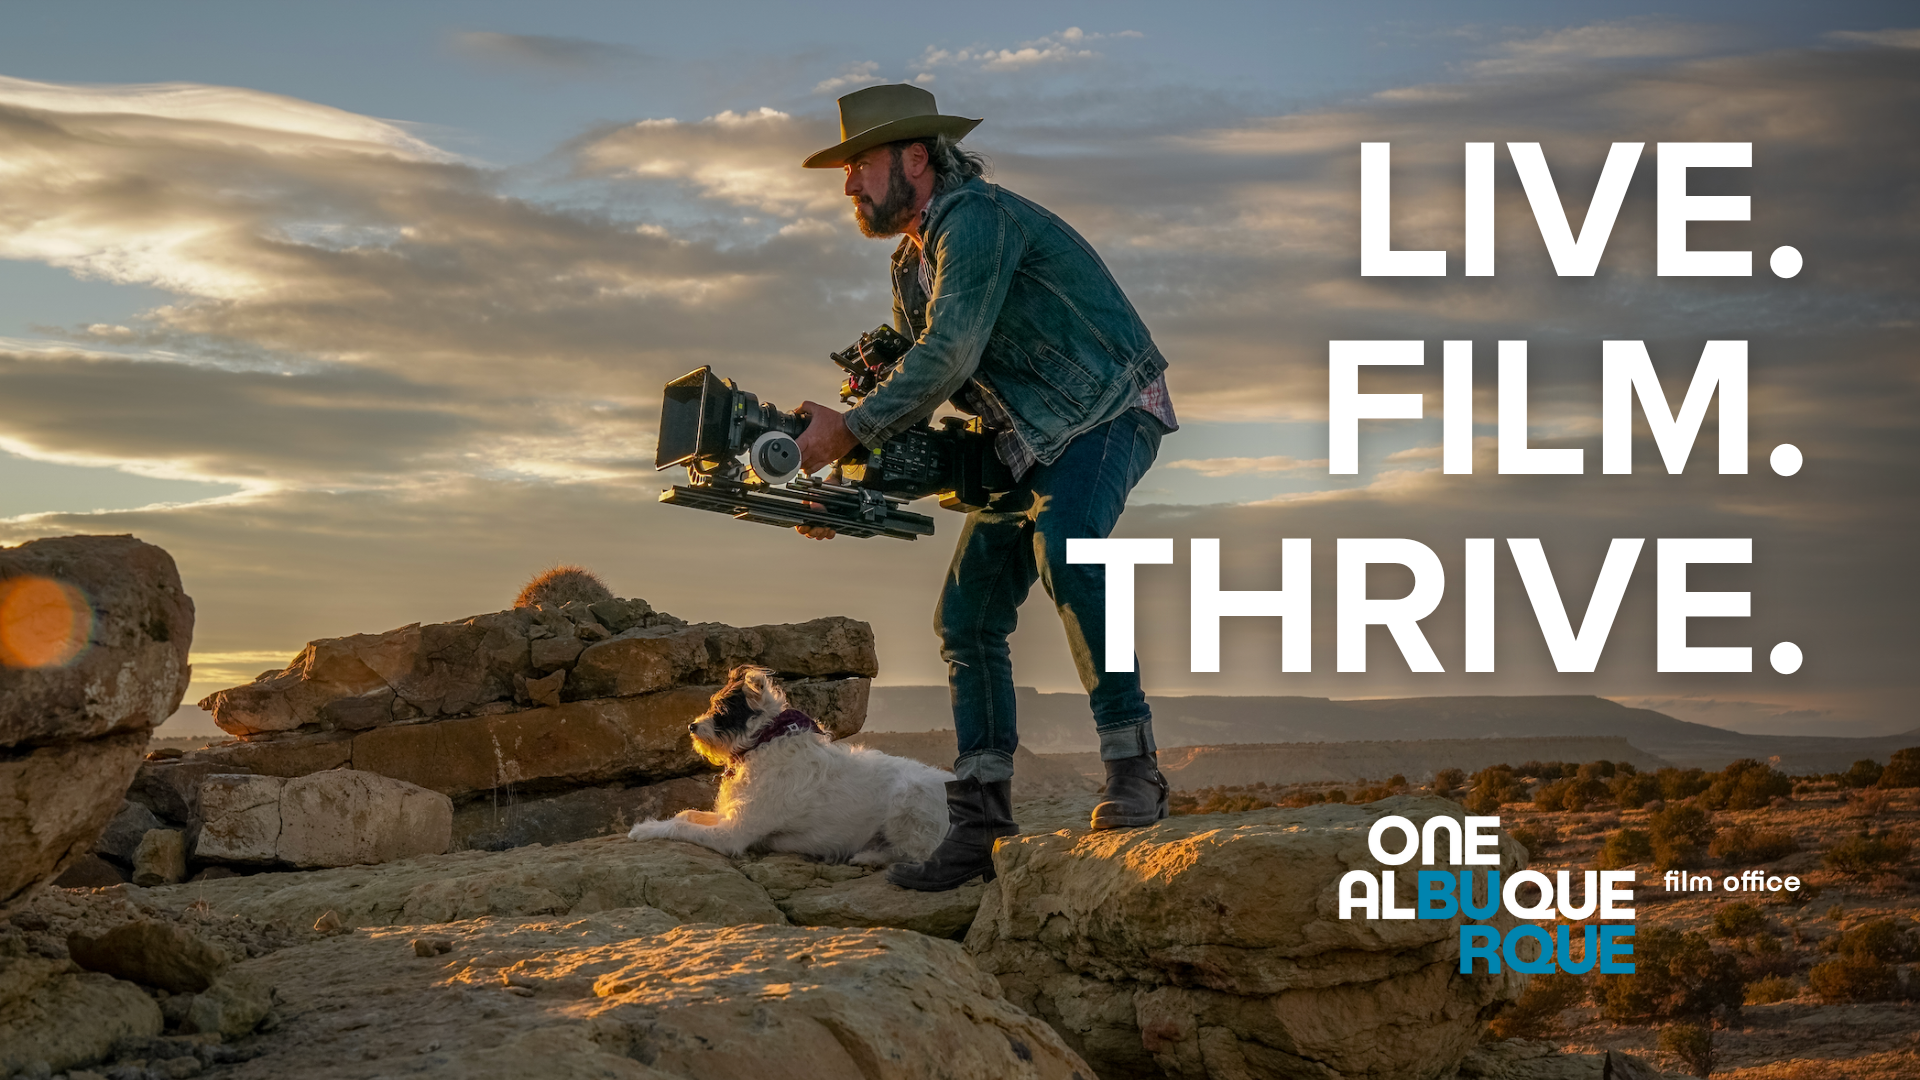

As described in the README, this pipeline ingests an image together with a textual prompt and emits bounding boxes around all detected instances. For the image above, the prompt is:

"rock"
[0,536,194,748]
[183,970,273,1039]
[141,834,787,932]
[965,796,1529,1080]
[67,919,231,993]
[52,853,128,888]
[196,770,452,868]
[524,668,566,706]
[0,956,66,1012]
[451,775,718,851]
[226,913,1091,1080]
[127,758,233,823]
[131,829,188,886]
[566,624,710,699]
[0,971,162,1076]
[742,855,988,939]
[316,688,395,731]
[0,732,151,918]
[351,687,714,798]
[95,801,163,862]
[701,616,882,680]
[0,535,193,919]
[194,775,286,864]
[276,770,451,868]
[528,634,584,673]
[411,937,452,957]
[848,732,1095,797]
[1447,1040,1684,1079]
[785,676,871,739]
[179,731,352,779]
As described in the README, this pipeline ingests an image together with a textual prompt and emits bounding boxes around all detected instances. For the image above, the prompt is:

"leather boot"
[887,778,1019,891]
[1091,752,1169,829]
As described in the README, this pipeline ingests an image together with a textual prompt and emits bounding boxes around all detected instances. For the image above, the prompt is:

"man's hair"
[893,134,989,196]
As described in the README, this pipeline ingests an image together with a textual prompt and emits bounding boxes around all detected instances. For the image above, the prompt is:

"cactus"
[514,565,614,609]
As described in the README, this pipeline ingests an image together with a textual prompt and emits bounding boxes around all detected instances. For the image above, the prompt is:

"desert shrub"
[1600,927,1745,1021]
[1824,830,1911,875]
[1734,933,1796,980]
[1432,767,1467,795]
[1657,767,1712,801]
[1699,759,1793,811]
[1508,823,1559,856]
[514,564,614,609]
[1325,789,1347,804]
[1489,970,1585,1039]
[1597,828,1654,869]
[1658,1021,1716,1078]
[1745,975,1796,1004]
[1650,803,1715,870]
[1843,759,1885,788]
[1515,760,1571,780]
[1612,772,1662,810]
[1278,790,1327,808]
[1464,765,1530,814]
[1533,779,1573,810]
[1844,787,1891,819]
[1710,823,1800,865]
[1577,760,1618,782]
[1711,902,1768,939]
[1807,956,1897,1002]
[1876,746,1920,788]
[1351,776,1408,803]
[1828,919,1915,962]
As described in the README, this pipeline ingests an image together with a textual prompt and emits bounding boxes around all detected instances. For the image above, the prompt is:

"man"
[793,84,1177,892]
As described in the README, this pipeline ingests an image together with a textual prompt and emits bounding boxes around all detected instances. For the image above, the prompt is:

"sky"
[0,2,1913,739]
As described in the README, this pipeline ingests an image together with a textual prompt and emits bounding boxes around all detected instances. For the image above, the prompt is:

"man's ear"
[900,140,931,179]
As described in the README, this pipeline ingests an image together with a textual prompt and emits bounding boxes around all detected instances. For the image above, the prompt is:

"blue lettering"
[1555,924,1598,974]
[1503,925,1555,974]
[1598,924,1635,973]
[1461,870,1501,920]
[1418,871,1458,919]
[1460,925,1501,973]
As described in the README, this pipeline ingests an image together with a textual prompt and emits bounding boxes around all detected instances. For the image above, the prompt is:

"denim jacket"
[841,177,1168,467]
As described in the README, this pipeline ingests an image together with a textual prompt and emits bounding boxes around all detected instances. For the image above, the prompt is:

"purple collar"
[726,709,822,775]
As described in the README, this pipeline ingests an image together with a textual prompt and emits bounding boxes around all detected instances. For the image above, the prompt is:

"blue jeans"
[938,409,1163,783]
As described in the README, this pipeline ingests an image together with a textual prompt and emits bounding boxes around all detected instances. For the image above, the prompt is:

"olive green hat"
[801,84,981,169]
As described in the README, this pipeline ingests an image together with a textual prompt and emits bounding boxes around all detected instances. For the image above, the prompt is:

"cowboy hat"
[801,84,981,169]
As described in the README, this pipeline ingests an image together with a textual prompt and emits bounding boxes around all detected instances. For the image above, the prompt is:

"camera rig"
[654,326,1013,540]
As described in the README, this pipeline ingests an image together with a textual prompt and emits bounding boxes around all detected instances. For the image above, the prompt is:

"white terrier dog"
[626,665,951,865]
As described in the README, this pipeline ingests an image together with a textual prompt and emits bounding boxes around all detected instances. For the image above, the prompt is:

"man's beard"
[852,150,919,238]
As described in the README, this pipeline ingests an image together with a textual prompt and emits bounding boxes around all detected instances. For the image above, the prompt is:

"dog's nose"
[688,720,699,732]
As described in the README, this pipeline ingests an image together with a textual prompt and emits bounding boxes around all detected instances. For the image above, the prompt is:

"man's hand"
[796,400,859,474]
[795,525,838,541]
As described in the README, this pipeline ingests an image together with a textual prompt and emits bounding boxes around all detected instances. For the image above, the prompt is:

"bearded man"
[791,84,1178,892]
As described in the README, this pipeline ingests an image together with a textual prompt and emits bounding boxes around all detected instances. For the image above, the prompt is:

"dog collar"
[726,709,823,775]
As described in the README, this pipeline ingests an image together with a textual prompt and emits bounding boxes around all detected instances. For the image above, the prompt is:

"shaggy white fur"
[626,667,950,865]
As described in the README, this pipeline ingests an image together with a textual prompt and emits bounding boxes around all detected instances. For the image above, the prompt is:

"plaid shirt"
[915,238,1176,481]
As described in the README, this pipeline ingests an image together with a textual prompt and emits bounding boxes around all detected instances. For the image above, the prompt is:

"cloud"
[1166,455,1328,477]
[1825,28,1920,49]
[815,61,883,95]
[919,27,1142,71]
[1468,20,1723,76]
[451,31,641,71]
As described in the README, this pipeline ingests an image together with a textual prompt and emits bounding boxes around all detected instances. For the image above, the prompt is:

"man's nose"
[844,170,859,197]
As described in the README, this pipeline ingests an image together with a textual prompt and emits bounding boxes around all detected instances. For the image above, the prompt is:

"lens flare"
[0,575,93,668]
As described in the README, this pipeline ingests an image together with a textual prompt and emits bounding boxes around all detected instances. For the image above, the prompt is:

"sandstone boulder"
[67,918,231,993]
[742,854,988,939]
[0,970,162,1076]
[95,800,163,862]
[0,535,194,917]
[196,769,452,868]
[197,598,873,740]
[965,796,1530,1080]
[131,828,187,886]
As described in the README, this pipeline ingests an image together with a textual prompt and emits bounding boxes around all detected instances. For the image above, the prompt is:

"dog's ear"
[739,666,776,710]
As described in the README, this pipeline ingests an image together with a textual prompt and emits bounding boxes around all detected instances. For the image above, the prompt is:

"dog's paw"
[848,848,894,868]
[627,819,672,842]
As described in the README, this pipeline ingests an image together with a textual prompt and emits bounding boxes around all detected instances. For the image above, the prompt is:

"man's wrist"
[842,405,881,449]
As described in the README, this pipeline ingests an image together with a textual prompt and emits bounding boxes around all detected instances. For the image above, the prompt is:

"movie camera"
[654,326,1012,540]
